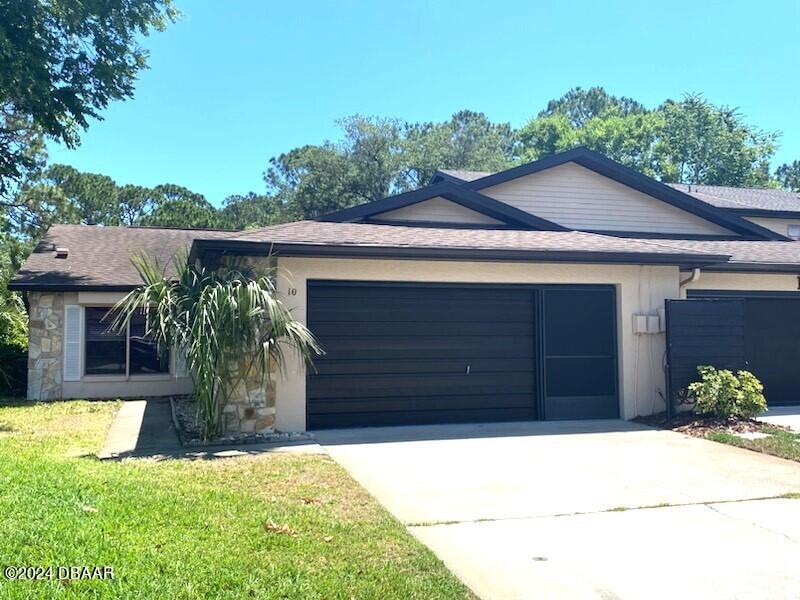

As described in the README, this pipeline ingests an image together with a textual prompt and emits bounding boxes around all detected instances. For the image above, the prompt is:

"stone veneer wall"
[221,357,277,435]
[27,292,64,400]
[216,254,279,435]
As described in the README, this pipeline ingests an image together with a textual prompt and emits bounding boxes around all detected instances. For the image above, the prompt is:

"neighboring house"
[11,147,800,433]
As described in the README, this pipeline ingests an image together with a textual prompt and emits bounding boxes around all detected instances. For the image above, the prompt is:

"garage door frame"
[306,280,620,428]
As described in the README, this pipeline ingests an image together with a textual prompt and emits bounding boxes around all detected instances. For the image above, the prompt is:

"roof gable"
[372,196,505,226]
[316,181,568,231]
[480,161,736,237]
[435,148,788,241]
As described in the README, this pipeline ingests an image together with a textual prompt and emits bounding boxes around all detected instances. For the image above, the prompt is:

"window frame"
[81,305,172,380]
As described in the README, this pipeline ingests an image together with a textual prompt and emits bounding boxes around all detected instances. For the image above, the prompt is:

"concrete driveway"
[316,420,800,599]
[759,405,800,432]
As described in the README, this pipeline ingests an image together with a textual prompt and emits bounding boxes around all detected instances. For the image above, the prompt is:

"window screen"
[84,307,126,375]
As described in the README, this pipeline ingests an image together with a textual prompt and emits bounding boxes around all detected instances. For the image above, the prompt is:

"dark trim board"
[190,238,731,270]
[687,289,800,299]
[587,230,759,241]
[728,208,800,219]
[700,263,800,274]
[305,280,620,428]
[8,283,138,292]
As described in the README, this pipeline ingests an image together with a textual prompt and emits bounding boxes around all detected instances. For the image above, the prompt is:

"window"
[129,310,169,374]
[85,307,126,375]
[788,224,800,240]
[84,307,168,376]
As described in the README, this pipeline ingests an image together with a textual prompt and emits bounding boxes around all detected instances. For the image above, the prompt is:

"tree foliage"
[263,112,516,219]
[518,90,779,187]
[0,0,176,198]
[776,161,800,192]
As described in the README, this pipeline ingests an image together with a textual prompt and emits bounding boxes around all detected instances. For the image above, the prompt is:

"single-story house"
[11,147,800,433]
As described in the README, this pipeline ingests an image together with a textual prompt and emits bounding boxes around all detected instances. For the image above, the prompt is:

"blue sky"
[47,0,800,205]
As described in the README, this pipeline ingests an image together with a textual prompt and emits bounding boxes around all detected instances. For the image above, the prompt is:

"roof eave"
[700,262,800,274]
[7,282,138,292]
[726,208,800,219]
[191,238,729,269]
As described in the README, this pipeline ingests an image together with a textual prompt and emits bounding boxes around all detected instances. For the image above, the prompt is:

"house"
[11,147,800,433]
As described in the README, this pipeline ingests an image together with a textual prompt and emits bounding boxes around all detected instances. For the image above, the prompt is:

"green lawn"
[0,400,472,599]
[708,425,800,463]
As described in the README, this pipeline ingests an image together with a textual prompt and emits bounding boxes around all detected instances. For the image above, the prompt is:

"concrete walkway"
[316,421,800,599]
[99,398,181,458]
[99,399,323,460]
[759,405,800,432]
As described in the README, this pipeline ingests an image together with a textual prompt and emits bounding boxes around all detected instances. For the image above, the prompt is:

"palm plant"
[110,253,321,440]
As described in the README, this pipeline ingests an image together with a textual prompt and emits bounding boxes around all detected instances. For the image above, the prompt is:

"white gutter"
[679,268,701,288]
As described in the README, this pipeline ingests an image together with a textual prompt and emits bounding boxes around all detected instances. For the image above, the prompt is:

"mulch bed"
[635,411,791,439]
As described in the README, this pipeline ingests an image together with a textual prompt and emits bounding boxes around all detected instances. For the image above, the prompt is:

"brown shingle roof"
[221,220,727,259]
[639,238,800,268]
[667,184,800,212]
[10,224,233,290]
[17,220,800,292]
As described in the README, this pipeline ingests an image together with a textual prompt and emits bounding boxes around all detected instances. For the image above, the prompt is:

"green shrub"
[688,365,767,419]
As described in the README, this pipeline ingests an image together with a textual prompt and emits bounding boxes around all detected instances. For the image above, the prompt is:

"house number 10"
[287,288,297,296]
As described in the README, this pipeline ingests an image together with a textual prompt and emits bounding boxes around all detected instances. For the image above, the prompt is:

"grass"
[0,400,472,599]
[707,425,800,462]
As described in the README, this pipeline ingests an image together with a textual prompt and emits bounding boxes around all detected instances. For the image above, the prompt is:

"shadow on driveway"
[313,418,648,446]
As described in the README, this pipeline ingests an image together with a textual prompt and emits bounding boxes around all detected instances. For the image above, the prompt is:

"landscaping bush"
[688,365,767,419]
[0,295,27,396]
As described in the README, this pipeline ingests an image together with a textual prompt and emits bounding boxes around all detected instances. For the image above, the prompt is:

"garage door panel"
[315,335,534,360]
[314,357,535,376]
[309,407,538,429]
[310,285,528,301]
[311,320,532,337]
[308,282,537,428]
[308,372,535,399]
[308,394,536,414]
[310,301,532,324]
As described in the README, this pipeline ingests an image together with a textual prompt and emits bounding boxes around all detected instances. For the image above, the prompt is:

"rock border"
[170,396,312,447]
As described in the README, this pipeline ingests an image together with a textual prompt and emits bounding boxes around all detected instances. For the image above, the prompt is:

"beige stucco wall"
[681,271,799,297]
[275,257,681,431]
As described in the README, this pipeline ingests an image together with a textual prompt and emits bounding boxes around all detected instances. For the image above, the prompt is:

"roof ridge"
[49,223,237,233]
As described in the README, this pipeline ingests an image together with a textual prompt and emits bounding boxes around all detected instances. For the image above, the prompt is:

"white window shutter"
[63,305,82,381]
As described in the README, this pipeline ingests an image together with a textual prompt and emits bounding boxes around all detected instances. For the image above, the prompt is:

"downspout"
[666,268,701,420]
[679,268,701,289]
